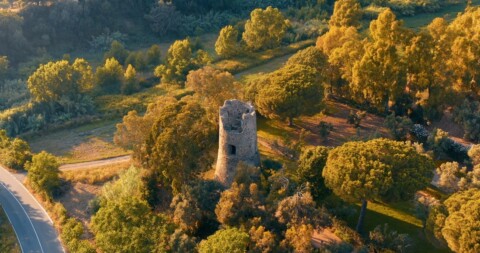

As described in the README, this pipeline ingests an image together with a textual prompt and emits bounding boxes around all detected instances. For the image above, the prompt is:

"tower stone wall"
[215,100,260,186]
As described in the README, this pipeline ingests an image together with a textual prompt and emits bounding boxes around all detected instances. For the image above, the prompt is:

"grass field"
[401,0,480,29]
[62,160,132,184]
[0,206,21,253]
[27,119,130,164]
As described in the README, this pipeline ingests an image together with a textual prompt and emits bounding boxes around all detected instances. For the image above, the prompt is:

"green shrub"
[385,114,413,140]
[0,130,32,170]
[453,99,480,142]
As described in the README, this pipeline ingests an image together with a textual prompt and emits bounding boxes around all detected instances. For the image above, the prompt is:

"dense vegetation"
[1,0,480,252]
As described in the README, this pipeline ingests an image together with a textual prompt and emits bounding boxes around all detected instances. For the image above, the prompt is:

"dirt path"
[59,155,131,171]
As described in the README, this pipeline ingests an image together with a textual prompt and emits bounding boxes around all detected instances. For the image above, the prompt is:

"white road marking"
[0,182,44,253]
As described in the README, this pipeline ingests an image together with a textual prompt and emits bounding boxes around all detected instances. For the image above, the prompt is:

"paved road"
[0,166,64,253]
[59,155,131,171]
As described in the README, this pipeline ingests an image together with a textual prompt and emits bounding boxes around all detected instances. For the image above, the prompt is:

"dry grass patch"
[62,160,131,185]
[28,119,131,164]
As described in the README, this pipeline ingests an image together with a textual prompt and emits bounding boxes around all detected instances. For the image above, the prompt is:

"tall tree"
[95,58,124,94]
[255,64,324,126]
[447,7,480,96]
[185,66,238,120]
[141,98,217,193]
[242,7,289,51]
[428,188,480,253]
[322,139,434,232]
[198,228,249,253]
[352,9,407,112]
[26,151,60,198]
[328,0,362,28]
[215,25,240,58]
[28,60,91,103]
[316,26,364,95]
[154,39,203,84]
[296,146,331,201]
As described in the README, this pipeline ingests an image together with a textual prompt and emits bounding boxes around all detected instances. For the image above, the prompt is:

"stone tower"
[215,100,260,186]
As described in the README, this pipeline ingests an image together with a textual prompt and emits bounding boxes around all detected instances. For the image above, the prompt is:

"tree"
[27,60,91,103]
[255,64,323,126]
[286,46,328,74]
[154,39,205,84]
[215,182,265,227]
[434,162,465,193]
[72,58,94,93]
[141,99,217,192]
[275,192,330,228]
[369,224,414,253]
[146,44,162,67]
[114,97,178,157]
[215,25,240,58]
[328,0,362,28]
[170,190,202,234]
[26,151,60,198]
[185,66,238,118]
[1,138,32,171]
[95,58,124,94]
[92,198,171,253]
[101,167,146,204]
[322,139,434,232]
[0,12,30,63]
[281,224,315,253]
[248,226,277,253]
[121,64,139,94]
[469,144,480,166]
[104,40,129,64]
[352,9,408,112]
[447,7,480,96]
[296,146,331,201]
[429,188,480,253]
[198,228,249,253]
[316,26,364,94]
[242,7,289,51]
[384,114,413,141]
[92,166,172,253]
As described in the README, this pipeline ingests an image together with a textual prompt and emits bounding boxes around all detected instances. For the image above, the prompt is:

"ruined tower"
[215,100,260,186]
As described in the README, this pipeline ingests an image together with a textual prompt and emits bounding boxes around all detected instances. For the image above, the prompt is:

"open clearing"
[27,119,130,164]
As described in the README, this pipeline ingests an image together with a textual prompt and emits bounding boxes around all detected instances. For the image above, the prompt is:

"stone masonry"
[215,100,260,186]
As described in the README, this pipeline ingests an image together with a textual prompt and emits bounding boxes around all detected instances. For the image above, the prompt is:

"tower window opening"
[229,145,237,155]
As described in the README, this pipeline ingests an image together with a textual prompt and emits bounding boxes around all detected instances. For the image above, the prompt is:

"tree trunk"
[288,117,293,127]
[356,199,368,233]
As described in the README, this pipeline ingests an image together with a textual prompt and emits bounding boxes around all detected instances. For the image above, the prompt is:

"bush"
[0,130,32,170]
[453,99,480,142]
[26,151,61,199]
[0,79,29,110]
[427,129,469,162]
[385,114,413,140]
[346,110,366,128]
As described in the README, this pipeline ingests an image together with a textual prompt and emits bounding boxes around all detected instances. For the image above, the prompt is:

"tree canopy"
[242,7,289,51]
[141,98,217,193]
[255,64,323,125]
[323,138,434,231]
[429,188,480,253]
